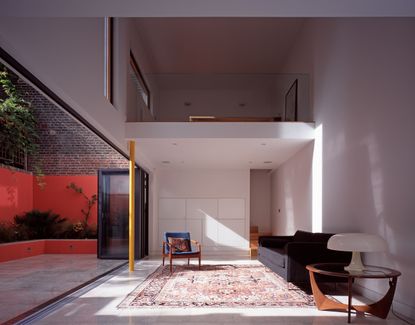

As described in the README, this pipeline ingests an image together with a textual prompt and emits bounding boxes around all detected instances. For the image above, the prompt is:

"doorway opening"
[98,168,149,259]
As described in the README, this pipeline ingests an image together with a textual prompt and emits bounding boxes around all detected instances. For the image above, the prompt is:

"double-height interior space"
[0,2,414,324]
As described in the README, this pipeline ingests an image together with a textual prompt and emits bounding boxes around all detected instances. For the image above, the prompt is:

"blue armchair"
[162,232,202,273]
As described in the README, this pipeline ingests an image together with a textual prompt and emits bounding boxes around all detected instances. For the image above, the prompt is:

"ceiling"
[135,18,305,74]
[3,0,414,17]
[136,138,311,170]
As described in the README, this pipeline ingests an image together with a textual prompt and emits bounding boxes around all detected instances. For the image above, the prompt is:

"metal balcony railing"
[0,146,27,170]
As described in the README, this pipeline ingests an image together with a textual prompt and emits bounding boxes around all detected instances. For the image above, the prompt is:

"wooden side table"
[306,263,401,323]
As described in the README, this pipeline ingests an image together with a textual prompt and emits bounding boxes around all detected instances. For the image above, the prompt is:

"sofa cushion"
[293,230,333,243]
[293,230,314,242]
[312,232,334,243]
[259,236,291,248]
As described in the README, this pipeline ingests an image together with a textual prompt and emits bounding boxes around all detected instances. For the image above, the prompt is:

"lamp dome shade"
[327,233,387,252]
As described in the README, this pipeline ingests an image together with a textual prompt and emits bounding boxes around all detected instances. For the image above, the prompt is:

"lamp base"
[344,251,365,272]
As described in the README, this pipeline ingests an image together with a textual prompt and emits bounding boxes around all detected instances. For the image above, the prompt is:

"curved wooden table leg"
[309,271,399,322]
[353,277,398,319]
[309,271,349,312]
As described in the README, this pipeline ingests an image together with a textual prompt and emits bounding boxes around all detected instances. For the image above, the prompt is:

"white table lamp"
[327,233,387,272]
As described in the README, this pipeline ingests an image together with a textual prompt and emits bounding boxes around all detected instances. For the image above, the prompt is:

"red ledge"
[0,239,97,262]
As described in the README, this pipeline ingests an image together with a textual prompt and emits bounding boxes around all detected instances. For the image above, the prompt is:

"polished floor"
[19,257,408,325]
[0,254,125,323]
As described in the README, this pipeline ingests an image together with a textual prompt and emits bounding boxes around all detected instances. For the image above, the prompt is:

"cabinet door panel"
[218,198,245,219]
[217,219,247,248]
[203,215,219,247]
[159,199,185,219]
[186,219,203,245]
[186,199,218,219]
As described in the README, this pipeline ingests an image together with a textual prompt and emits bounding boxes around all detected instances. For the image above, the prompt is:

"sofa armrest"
[259,236,293,248]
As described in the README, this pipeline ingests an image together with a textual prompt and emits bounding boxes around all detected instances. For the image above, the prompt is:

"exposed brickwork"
[14,76,128,175]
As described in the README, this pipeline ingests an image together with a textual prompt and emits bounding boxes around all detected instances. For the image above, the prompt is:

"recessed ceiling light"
[264,161,273,164]
[162,161,170,164]
[261,143,267,146]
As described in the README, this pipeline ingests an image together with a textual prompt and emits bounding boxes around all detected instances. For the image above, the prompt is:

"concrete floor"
[19,257,408,325]
[0,254,125,323]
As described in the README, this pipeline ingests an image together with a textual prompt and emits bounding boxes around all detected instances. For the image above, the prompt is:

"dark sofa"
[258,230,351,285]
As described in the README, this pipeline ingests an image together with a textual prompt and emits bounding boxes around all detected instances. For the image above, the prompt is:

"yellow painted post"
[129,140,135,272]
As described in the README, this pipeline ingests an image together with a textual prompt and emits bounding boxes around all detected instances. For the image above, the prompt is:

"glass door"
[136,169,149,259]
[98,168,148,259]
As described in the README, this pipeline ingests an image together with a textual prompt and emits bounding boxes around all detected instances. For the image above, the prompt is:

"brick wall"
[15,77,129,175]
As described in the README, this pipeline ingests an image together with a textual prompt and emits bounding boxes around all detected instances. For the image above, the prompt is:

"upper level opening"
[145,73,310,122]
[126,18,311,123]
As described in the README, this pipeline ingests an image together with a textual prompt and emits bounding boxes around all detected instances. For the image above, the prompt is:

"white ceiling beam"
[125,122,315,140]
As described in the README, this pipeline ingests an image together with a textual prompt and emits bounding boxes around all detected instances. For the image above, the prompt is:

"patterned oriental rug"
[118,264,315,308]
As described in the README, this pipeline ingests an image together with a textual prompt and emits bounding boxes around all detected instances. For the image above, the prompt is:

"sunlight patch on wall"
[363,134,384,217]
[283,179,295,234]
[203,212,248,249]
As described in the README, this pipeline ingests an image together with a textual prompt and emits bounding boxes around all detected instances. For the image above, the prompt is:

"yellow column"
[129,140,135,272]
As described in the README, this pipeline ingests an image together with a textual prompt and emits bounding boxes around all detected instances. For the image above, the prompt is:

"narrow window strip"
[104,17,113,103]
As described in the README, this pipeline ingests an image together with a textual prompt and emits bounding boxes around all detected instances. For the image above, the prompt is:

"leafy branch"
[0,63,39,161]
[66,182,97,234]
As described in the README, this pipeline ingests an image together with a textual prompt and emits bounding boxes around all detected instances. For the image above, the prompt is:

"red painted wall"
[0,168,98,227]
[33,175,98,225]
[0,167,33,223]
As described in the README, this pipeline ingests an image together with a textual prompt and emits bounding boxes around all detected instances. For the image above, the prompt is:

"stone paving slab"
[0,254,125,323]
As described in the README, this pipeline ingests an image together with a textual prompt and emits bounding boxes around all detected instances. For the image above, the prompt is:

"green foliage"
[14,210,67,239]
[0,63,39,161]
[1,209,98,243]
[66,182,98,238]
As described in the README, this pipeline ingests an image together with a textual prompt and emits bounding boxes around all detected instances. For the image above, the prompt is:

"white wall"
[270,142,313,235]
[0,17,156,168]
[250,170,271,233]
[151,74,309,121]
[153,169,250,255]
[282,18,415,318]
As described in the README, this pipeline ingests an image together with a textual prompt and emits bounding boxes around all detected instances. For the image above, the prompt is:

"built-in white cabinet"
[217,219,246,248]
[159,198,185,219]
[186,199,217,219]
[218,198,245,219]
[158,198,248,251]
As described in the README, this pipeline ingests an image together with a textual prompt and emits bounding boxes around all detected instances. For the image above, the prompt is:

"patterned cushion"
[168,237,191,253]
